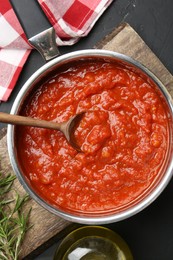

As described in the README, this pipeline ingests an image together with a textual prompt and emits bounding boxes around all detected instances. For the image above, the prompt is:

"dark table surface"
[1,0,173,259]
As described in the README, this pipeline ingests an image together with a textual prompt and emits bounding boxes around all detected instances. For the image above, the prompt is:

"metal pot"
[7,49,173,224]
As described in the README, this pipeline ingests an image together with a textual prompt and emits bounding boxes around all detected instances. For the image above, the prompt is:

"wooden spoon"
[0,112,84,151]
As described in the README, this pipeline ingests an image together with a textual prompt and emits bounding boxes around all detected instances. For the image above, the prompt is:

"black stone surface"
[1,1,173,259]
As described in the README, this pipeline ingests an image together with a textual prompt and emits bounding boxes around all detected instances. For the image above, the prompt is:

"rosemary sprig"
[0,172,32,260]
[0,173,16,196]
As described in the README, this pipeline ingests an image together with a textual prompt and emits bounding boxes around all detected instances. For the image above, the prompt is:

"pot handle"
[29,27,60,61]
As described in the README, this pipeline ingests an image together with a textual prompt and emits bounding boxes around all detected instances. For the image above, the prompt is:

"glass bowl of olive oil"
[54,226,133,260]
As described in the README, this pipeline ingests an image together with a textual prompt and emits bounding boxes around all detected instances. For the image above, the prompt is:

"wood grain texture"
[0,129,70,259]
[0,23,173,259]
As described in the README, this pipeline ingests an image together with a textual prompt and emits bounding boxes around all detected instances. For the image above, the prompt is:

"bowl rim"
[7,49,173,224]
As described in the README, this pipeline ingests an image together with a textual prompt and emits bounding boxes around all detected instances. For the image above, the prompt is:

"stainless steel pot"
[7,49,173,224]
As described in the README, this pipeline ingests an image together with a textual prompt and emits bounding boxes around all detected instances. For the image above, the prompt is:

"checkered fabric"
[0,1,31,102]
[37,0,113,45]
[0,0,113,102]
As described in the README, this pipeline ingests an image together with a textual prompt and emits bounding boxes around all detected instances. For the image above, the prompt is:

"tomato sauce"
[16,60,169,213]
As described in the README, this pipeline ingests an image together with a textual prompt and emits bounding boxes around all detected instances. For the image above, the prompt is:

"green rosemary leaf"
[0,170,32,260]
[0,173,16,195]
[0,173,16,186]
[0,251,9,260]
[0,198,14,206]
[12,193,30,213]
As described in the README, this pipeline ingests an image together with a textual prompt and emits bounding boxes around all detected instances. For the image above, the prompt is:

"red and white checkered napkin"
[38,0,113,45]
[0,0,112,102]
[0,1,31,102]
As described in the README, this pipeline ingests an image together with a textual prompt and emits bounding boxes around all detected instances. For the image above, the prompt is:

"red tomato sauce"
[16,60,169,213]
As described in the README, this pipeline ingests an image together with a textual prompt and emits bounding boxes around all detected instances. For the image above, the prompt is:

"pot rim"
[7,49,173,224]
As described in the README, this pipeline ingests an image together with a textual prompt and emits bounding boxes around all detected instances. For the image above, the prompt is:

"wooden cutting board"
[1,23,173,259]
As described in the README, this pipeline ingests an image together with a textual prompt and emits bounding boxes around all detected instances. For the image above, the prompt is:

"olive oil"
[63,236,125,260]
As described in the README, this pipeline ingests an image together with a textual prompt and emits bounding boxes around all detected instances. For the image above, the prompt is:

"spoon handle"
[0,112,62,130]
